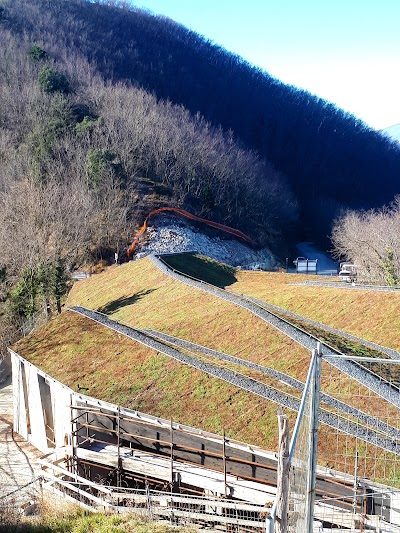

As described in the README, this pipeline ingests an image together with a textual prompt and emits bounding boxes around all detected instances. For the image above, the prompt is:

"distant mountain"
[381,124,400,143]
[1,0,400,247]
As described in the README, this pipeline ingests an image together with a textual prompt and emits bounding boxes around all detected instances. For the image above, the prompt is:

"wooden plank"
[75,446,276,504]
[76,415,278,483]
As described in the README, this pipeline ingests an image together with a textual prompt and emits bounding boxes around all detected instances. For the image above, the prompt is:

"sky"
[132,0,400,130]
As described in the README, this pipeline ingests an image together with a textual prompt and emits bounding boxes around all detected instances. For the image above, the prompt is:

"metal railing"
[40,454,267,531]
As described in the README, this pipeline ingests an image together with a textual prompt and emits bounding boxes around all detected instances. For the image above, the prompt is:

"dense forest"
[1,0,398,239]
[0,0,399,343]
[0,0,296,344]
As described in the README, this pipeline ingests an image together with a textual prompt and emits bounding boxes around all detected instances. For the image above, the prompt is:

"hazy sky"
[133,0,400,130]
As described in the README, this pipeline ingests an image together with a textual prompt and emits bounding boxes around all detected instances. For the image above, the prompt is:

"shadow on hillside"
[97,289,156,315]
[162,252,237,288]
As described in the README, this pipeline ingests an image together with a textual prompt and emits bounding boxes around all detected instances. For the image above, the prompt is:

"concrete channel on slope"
[150,254,400,410]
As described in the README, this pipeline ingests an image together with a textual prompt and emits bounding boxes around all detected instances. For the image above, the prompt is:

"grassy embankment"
[14,253,400,476]
[15,256,310,449]
[231,268,400,352]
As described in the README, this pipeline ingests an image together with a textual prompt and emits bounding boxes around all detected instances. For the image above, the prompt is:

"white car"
[338,263,357,282]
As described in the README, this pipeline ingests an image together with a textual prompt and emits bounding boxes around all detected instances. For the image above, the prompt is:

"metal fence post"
[170,417,175,488]
[266,511,276,533]
[305,347,322,533]
[276,409,290,533]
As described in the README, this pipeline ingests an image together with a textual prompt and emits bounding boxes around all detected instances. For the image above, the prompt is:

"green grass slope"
[13,255,400,476]
[231,271,400,351]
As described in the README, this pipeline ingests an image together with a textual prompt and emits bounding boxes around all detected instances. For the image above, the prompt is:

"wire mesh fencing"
[41,463,268,532]
[131,488,267,531]
[287,350,319,532]
[0,475,42,528]
[269,350,400,532]
[266,350,319,533]
[314,354,400,530]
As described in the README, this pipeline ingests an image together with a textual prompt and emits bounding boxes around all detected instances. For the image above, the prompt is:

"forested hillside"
[1,0,399,342]
[2,0,398,240]
[0,0,297,344]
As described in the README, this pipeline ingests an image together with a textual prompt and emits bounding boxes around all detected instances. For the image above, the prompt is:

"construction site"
[1,245,399,532]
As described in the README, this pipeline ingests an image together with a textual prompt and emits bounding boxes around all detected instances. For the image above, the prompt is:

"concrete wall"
[10,349,276,464]
[11,350,72,454]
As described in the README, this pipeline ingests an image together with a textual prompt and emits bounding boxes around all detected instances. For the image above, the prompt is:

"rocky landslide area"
[134,216,276,270]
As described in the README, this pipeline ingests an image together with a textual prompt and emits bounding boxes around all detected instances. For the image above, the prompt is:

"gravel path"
[294,280,400,292]
[150,255,400,410]
[69,307,400,454]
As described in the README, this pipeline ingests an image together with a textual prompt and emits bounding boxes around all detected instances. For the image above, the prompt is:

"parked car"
[338,263,357,282]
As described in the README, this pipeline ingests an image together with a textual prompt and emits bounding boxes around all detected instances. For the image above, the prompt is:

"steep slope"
[1,0,399,242]
[13,255,400,481]
[15,257,313,447]
[0,0,296,250]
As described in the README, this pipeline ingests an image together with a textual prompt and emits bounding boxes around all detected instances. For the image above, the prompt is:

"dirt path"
[0,372,42,507]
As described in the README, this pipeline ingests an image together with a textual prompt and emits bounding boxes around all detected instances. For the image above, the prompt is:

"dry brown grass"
[15,310,298,449]
[232,271,400,350]
[66,259,310,379]
[13,257,400,470]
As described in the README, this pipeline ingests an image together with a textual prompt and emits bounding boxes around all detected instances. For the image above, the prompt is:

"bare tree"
[331,199,400,285]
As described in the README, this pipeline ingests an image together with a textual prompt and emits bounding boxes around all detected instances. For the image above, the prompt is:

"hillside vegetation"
[331,198,400,286]
[231,271,400,351]
[14,256,400,477]
[1,0,399,352]
[0,0,297,348]
[2,503,195,532]
[1,0,399,242]
[15,257,313,447]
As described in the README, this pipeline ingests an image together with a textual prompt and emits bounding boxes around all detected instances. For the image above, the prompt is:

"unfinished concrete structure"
[10,349,278,504]
[11,346,400,531]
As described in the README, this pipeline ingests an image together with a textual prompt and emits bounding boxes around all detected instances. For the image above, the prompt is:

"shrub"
[75,115,99,135]
[0,266,5,284]
[8,269,39,320]
[28,45,47,61]
[38,65,70,93]
[85,148,124,188]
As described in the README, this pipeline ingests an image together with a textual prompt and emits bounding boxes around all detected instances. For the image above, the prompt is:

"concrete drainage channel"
[295,279,400,292]
[244,294,400,361]
[69,306,400,454]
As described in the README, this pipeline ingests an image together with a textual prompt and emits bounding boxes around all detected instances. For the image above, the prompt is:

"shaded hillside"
[0,0,300,347]
[0,0,296,251]
[2,0,399,241]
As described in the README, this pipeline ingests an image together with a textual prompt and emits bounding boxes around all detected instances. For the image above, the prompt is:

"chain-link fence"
[314,354,400,530]
[0,475,42,529]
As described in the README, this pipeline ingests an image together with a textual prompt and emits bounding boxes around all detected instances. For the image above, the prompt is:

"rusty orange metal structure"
[127,207,255,258]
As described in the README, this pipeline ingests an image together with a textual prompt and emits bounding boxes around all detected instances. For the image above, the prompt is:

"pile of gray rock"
[134,216,276,269]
